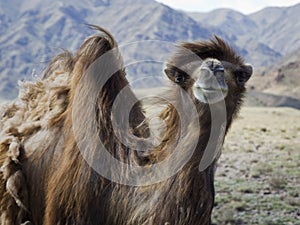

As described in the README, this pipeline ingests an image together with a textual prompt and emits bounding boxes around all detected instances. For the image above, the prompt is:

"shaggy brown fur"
[0,26,252,225]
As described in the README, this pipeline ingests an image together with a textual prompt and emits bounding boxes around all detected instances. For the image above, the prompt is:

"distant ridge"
[246,91,300,110]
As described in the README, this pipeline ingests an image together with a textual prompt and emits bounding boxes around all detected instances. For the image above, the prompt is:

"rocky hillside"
[250,49,300,98]
[245,48,300,109]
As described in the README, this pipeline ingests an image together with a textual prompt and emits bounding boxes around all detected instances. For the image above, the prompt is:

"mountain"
[189,9,257,36]
[250,4,300,54]
[0,0,299,103]
[243,47,300,109]
[188,4,300,68]
[0,0,213,99]
[249,48,300,99]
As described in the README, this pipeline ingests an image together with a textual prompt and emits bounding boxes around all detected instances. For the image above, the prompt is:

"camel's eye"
[235,64,253,87]
[164,68,187,85]
[174,72,185,83]
[235,70,252,87]
[236,74,245,86]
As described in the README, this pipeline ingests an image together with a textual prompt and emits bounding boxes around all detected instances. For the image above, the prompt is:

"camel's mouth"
[192,84,228,104]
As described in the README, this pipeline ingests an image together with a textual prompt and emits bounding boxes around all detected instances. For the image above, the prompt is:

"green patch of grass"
[275,144,286,150]
[237,184,256,194]
[288,188,300,198]
[234,201,248,212]
[251,162,273,177]
[269,175,287,190]
[214,194,231,205]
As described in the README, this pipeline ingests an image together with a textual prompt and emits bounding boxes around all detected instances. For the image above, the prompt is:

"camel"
[0,26,252,225]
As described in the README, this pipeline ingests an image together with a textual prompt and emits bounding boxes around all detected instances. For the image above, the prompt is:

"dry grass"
[213,107,300,225]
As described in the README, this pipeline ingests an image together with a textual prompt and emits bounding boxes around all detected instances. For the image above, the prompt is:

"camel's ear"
[236,64,253,87]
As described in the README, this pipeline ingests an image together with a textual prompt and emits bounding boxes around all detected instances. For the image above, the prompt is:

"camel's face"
[164,38,254,105]
[191,58,253,104]
[192,58,228,104]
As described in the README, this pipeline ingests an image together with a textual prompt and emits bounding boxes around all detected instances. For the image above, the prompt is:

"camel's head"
[164,36,253,105]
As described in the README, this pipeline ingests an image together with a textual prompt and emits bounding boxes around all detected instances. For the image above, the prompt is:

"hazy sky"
[155,0,300,14]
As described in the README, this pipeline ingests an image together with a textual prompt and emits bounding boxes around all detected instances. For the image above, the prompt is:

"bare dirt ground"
[212,107,300,225]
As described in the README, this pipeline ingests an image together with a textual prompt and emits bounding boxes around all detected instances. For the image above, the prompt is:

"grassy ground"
[212,107,300,225]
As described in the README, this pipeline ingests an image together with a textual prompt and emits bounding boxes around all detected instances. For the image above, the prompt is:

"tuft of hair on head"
[180,35,244,66]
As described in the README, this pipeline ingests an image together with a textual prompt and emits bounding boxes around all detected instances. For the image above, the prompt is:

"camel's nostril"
[213,67,225,77]
[213,66,224,73]
[202,59,224,75]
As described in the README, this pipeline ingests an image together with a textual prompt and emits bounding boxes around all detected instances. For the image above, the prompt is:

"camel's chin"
[192,86,227,104]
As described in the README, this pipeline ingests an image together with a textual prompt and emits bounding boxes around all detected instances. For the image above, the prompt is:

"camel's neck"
[155,87,228,168]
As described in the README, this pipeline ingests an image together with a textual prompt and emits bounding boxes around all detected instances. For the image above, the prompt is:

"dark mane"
[181,36,245,65]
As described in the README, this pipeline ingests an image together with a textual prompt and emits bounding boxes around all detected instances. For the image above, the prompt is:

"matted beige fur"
[0,51,72,224]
